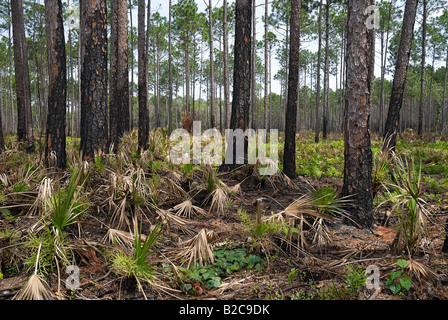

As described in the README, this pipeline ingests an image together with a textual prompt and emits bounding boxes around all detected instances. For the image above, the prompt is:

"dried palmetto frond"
[13,274,53,300]
[29,177,53,216]
[227,182,242,196]
[175,228,219,268]
[0,173,9,187]
[111,196,131,231]
[173,199,207,219]
[156,209,195,235]
[104,228,135,248]
[208,187,228,216]
[284,194,336,222]
[311,218,332,247]
[14,239,53,300]
[405,258,438,282]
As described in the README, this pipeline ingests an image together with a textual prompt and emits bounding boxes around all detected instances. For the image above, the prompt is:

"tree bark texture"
[383,0,418,152]
[314,0,323,143]
[323,0,330,139]
[223,0,231,129]
[138,0,149,150]
[45,0,67,169]
[343,0,374,228]
[11,0,34,152]
[209,0,215,128]
[110,0,129,153]
[283,0,302,179]
[168,0,173,133]
[80,0,109,161]
[230,0,252,132]
[225,0,252,168]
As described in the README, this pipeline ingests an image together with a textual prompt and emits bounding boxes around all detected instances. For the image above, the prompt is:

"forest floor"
[0,129,448,301]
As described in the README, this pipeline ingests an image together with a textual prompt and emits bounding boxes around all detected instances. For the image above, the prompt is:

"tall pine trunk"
[223,0,231,129]
[418,0,427,136]
[314,0,323,143]
[168,0,173,133]
[80,0,109,160]
[283,0,302,179]
[138,0,149,150]
[45,0,67,169]
[322,0,330,139]
[11,0,34,153]
[251,0,256,129]
[383,0,418,152]
[225,0,252,168]
[110,0,129,153]
[264,0,269,130]
[343,0,375,228]
[209,0,215,128]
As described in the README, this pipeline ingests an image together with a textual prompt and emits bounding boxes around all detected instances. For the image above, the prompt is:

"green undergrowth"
[176,247,264,293]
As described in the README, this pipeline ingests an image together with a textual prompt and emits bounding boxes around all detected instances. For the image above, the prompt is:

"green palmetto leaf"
[133,223,163,280]
[379,156,433,251]
[49,168,87,236]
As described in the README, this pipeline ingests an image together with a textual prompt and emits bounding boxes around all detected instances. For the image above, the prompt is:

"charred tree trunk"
[0,84,3,153]
[44,0,67,169]
[110,0,129,153]
[168,0,173,133]
[224,0,252,168]
[314,0,323,143]
[209,0,215,128]
[80,0,109,161]
[224,0,231,129]
[322,0,330,139]
[11,0,34,153]
[383,0,418,152]
[129,0,135,130]
[251,0,256,129]
[230,0,252,131]
[343,0,375,228]
[283,0,302,179]
[264,0,269,130]
[138,0,149,150]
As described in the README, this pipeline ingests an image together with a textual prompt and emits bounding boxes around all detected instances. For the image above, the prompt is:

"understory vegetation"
[0,129,447,300]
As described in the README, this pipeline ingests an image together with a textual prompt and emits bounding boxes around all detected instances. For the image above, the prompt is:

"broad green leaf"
[400,279,412,291]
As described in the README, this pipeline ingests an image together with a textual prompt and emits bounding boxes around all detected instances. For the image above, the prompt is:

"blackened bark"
[322,0,330,139]
[138,0,149,151]
[283,0,302,179]
[80,0,109,161]
[110,0,129,153]
[45,0,67,169]
[168,0,173,133]
[314,0,323,143]
[0,98,4,154]
[209,0,215,128]
[224,0,252,168]
[224,0,230,129]
[264,0,269,130]
[11,0,34,153]
[230,0,252,132]
[383,0,418,152]
[343,0,374,228]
